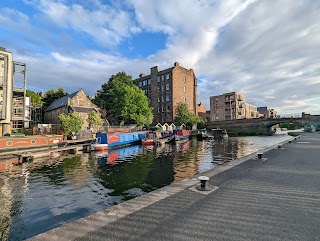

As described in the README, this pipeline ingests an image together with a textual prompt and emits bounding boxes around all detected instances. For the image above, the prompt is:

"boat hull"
[0,135,63,150]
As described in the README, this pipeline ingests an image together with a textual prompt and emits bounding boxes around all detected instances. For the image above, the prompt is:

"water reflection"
[0,135,291,240]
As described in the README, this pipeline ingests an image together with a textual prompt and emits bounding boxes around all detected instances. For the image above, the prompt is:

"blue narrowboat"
[91,131,147,151]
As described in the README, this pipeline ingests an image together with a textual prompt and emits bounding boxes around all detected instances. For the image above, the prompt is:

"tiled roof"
[45,90,79,112]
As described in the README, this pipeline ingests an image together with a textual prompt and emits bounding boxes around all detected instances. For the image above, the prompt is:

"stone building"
[133,62,198,124]
[44,89,99,130]
[210,92,260,121]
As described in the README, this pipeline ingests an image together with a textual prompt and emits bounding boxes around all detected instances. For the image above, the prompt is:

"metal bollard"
[257,153,263,159]
[198,176,209,191]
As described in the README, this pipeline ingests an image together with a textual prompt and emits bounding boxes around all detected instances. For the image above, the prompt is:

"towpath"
[29,133,320,241]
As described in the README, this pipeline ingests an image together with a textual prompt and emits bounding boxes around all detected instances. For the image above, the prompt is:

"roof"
[45,90,80,112]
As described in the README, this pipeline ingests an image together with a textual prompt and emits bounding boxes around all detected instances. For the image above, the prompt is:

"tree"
[93,72,153,126]
[174,102,202,129]
[88,111,103,131]
[59,112,83,139]
[42,88,68,111]
[26,90,42,105]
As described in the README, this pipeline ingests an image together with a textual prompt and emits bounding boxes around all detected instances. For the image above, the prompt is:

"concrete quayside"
[25,132,320,241]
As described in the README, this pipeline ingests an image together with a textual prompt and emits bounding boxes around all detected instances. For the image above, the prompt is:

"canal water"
[0,135,291,240]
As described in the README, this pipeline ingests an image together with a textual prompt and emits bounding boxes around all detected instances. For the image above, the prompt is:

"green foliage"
[26,90,42,105]
[174,102,202,129]
[88,111,103,129]
[58,112,83,138]
[93,72,153,126]
[279,122,303,130]
[43,88,68,110]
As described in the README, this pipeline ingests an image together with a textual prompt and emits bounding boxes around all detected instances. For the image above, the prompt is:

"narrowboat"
[0,135,63,151]
[141,131,174,145]
[91,131,147,151]
[212,128,228,139]
[174,130,191,143]
[196,129,209,140]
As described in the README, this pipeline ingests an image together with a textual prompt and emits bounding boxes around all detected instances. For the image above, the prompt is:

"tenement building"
[134,62,198,124]
[209,92,260,122]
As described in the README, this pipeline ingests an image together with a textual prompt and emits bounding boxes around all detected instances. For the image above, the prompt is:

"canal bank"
[27,133,320,241]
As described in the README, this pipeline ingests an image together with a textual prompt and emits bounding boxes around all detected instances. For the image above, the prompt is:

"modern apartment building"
[133,62,197,124]
[257,107,277,118]
[209,92,260,121]
[0,47,29,136]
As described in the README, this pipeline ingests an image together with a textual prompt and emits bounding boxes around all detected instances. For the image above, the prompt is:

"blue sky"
[1,0,320,114]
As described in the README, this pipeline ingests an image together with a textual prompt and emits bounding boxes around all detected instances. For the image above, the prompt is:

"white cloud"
[2,0,320,115]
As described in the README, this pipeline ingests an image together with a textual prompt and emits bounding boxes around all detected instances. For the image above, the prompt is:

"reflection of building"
[210,92,260,121]
[133,62,198,124]
[0,47,29,136]
[44,89,100,130]
[257,106,277,119]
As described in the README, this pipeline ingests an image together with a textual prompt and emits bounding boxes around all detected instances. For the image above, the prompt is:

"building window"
[162,106,165,112]
[162,75,165,81]
[166,83,169,90]
[158,96,160,102]
[161,85,164,91]
[157,76,161,82]
[0,101,2,105]
[184,96,186,102]
[149,99,151,104]
[184,86,186,92]
[144,89,148,95]
[166,73,170,80]
[158,86,160,92]
[183,76,186,83]
[162,96,164,102]
[139,82,142,87]
[166,106,170,112]
[158,107,160,113]
[166,95,170,101]
[148,79,151,85]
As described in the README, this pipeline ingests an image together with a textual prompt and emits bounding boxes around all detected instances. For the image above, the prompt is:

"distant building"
[0,47,30,136]
[44,89,100,130]
[257,107,277,119]
[197,102,207,122]
[209,92,260,121]
[133,62,198,124]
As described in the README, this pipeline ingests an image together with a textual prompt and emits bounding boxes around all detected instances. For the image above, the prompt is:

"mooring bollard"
[198,176,209,191]
[257,153,263,159]
[278,145,282,148]
[289,140,292,143]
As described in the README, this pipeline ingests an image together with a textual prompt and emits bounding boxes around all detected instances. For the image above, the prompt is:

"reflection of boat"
[92,131,147,151]
[174,130,191,143]
[212,128,228,139]
[0,135,63,151]
[196,129,209,140]
[141,132,174,145]
[95,145,142,165]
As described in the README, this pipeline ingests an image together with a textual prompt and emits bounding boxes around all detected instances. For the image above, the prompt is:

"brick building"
[133,62,198,124]
[44,89,99,130]
[197,102,207,122]
[210,92,260,122]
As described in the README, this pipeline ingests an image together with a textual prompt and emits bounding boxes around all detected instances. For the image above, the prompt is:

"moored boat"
[141,131,174,145]
[0,135,63,151]
[91,131,147,151]
[196,129,209,140]
[174,130,191,143]
[212,128,228,139]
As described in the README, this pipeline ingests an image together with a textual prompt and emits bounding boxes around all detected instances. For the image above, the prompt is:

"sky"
[1,0,320,114]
